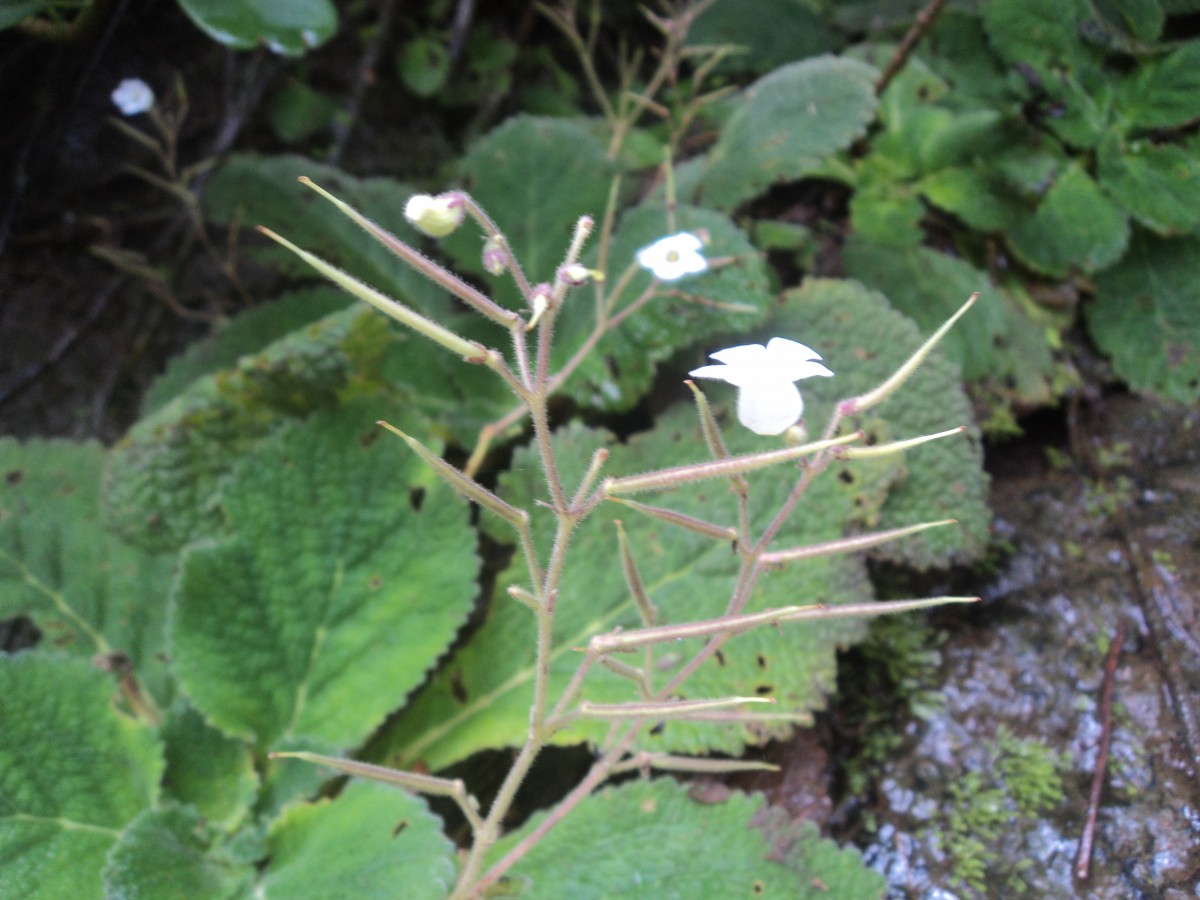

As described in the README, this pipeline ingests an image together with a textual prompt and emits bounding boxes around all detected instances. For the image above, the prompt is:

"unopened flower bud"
[526,283,553,330]
[404,192,464,238]
[558,263,600,287]
[482,237,508,275]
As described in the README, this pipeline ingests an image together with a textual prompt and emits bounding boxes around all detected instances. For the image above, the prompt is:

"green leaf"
[493,780,804,897]
[398,36,450,97]
[143,288,352,415]
[0,654,162,900]
[257,781,456,899]
[1097,131,1200,235]
[776,280,991,568]
[170,400,478,750]
[105,305,399,552]
[381,406,882,771]
[983,0,1088,69]
[440,116,616,309]
[840,240,1056,407]
[694,56,878,210]
[102,805,256,900]
[204,154,447,315]
[848,184,926,248]
[176,0,336,56]
[0,1,49,30]
[1087,230,1200,402]
[917,165,1017,232]
[0,440,175,703]
[553,203,773,412]
[1006,162,1129,277]
[686,0,840,75]
[160,702,258,829]
[1115,40,1200,130]
[268,79,341,144]
[751,808,887,898]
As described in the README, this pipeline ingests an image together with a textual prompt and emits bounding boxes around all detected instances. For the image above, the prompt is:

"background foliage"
[3,0,1197,896]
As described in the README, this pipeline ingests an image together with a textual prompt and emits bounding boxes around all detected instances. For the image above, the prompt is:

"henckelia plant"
[257,173,980,897]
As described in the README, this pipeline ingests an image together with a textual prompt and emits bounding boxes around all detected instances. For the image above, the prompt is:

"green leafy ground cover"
[4,0,1198,895]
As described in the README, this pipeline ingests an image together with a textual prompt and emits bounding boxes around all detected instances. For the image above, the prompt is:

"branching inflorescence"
[259,168,979,896]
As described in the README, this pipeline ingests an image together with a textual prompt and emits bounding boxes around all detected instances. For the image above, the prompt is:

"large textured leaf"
[104,305,401,552]
[775,280,990,568]
[440,116,616,310]
[490,779,808,898]
[177,0,336,55]
[381,405,885,771]
[143,287,352,415]
[0,440,175,703]
[102,805,257,900]
[1087,230,1200,403]
[694,56,878,210]
[840,240,1056,408]
[258,781,457,899]
[0,654,162,900]
[553,202,773,412]
[204,154,446,314]
[170,400,478,751]
[1005,162,1129,277]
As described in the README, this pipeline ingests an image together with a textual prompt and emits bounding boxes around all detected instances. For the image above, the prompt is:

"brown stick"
[1074,621,1125,882]
[874,0,950,95]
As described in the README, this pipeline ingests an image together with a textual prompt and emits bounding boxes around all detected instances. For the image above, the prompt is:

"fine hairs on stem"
[267,165,980,897]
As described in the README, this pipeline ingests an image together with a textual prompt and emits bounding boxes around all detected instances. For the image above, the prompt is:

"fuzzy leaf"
[160,702,258,829]
[440,115,615,309]
[775,279,990,568]
[1006,162,1129,277]
[1097,131,1200,235]
[490,780,805,898]
[177,0,335,55]
[257,780,457,899]
[102,805,256,900]
[1087,230,1200,402]
[143,288,352,415]
[553,202,773,411]
[1115,40,1200,130]
[0,440,175,703]
[687,0,840,74]
[840,240,1056,409]
[104,305,402,552]
[204,154,446,315]
[170,400,478,750]
[694,56,878,210]
[380,405,881,771]
[983,0,1089,69]
[0,654,162,900]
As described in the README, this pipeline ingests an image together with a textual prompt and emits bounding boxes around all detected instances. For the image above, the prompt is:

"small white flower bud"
[404,192,465,238]
[482,237,508,275]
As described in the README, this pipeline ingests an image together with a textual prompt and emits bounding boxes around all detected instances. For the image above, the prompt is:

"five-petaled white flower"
[690,338,833,436]
[636,232,708,281]
[111,78,155,116]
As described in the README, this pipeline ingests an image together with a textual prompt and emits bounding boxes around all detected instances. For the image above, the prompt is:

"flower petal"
[764,338,832,381]
[736,380,804,436]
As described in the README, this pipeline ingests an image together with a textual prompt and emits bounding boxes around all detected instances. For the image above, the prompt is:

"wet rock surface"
[855,394,1200,898]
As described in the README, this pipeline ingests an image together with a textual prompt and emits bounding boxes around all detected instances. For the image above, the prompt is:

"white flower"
[636,232,708,281]
[111,78,155,116]
[690,338,833,435]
